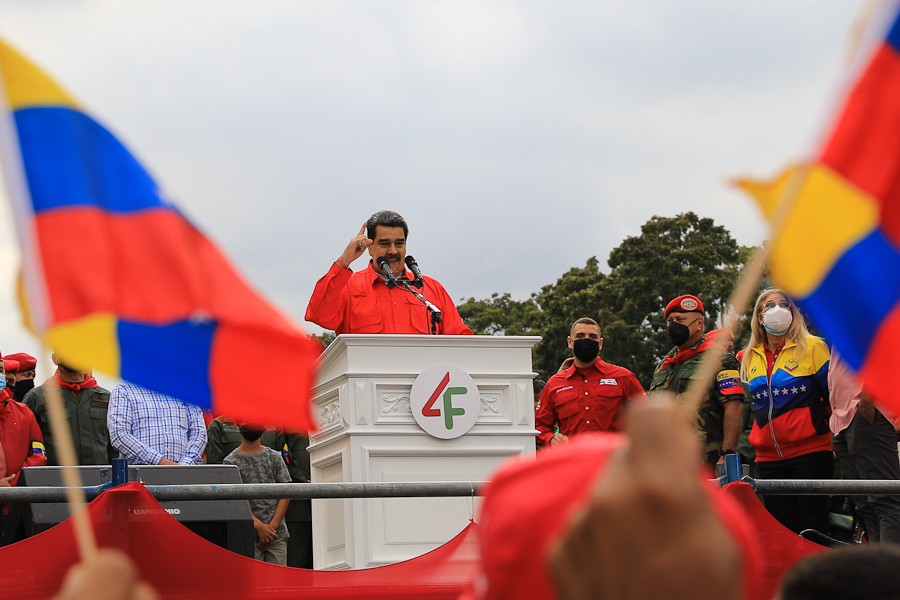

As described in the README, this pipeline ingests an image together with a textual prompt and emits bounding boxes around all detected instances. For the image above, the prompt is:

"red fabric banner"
[721,482,827,600]
[0,483,479,599]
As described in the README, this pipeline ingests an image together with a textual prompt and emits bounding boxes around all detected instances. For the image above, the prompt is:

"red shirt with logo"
[305,262,473,335]
[535,359,646,446]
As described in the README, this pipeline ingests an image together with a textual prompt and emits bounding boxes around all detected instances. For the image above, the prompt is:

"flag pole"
[679,166,809,418]
[41,370,98,561]
[0,61,99,563]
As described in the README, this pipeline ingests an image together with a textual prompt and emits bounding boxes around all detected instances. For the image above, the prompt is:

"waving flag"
[0,39,320,432]
[736,3,900,409]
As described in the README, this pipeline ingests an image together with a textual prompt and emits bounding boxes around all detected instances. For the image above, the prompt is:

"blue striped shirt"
[108,382,207,465]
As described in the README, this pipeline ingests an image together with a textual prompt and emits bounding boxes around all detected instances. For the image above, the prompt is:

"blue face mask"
[0,378,6,391]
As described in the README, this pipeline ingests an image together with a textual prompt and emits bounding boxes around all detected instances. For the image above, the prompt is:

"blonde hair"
[740,288,816,380]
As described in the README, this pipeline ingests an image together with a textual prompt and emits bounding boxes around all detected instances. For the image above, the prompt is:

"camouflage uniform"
[283,434,312,568]
[649,335,743,466]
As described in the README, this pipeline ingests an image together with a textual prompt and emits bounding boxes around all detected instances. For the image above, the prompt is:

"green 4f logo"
[422,372,467,430]
[410,364,480,440]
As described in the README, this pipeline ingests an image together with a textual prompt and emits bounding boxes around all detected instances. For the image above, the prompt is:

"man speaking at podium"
[305,211,472,336]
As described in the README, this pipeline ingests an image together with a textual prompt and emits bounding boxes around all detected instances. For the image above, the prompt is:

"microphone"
[404,255,424,288]
[376,256,398,288]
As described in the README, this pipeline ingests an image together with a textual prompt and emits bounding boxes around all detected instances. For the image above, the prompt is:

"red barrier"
[0,482,479,600]
[720,482,828,600]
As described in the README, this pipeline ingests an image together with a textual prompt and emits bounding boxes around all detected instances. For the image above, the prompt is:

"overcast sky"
[0,1,866,385]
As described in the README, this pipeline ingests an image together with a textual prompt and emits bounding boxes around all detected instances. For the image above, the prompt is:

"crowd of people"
[534,289,900,543]
[3,208,900,598]
[0,350,312,568]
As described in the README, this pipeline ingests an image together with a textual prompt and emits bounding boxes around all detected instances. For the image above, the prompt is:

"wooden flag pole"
[42,363,98,562]
[680,165,808,418]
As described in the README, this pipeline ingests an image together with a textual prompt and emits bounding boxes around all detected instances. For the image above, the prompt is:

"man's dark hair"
[367,211,409,240]
[779,546,900,600]
[533,379,546,394]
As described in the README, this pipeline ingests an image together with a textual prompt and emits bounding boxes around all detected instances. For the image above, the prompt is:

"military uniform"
[23,383,116,466]
[649,334,743,466]
[283,434,312,569]
[205,418,285,464]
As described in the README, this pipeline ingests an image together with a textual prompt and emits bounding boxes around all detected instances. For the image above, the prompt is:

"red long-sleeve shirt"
[535,359,646,446]
[305,262,473,335]
[0,387,47,487]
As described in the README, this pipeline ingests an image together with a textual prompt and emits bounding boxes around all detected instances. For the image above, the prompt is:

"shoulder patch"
[717,370,739,381]
[716,369,742,395]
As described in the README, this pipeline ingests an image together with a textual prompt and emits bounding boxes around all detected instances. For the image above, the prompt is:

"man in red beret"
[3,359,16,392]
[648,295,743,468]
[0,351,47,534]
[4,352,37,402]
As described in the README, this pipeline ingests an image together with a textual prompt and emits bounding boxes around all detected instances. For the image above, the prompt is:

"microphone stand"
[379,257,441,334]
[395,280,441,335]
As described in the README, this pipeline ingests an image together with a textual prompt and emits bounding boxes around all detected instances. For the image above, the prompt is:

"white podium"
[309,334,540,570]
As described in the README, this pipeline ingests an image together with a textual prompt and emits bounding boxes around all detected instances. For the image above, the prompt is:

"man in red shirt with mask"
[535,317,645,447]
[305,211,472,336]
[0,351,47,534]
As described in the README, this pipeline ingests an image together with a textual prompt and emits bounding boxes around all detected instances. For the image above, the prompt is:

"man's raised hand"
[338,223,373,269]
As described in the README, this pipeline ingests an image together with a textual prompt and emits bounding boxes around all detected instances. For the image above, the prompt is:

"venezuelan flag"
[0,40,320,432]
[737,4,900,409]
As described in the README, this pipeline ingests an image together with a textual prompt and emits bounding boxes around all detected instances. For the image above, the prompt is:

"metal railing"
[744,478,900,495]
[4,477,900,503]
[0,481,488,503]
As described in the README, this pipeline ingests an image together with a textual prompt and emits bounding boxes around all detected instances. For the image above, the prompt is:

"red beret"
[665,294,704,318]
[4,353,36,371]
[3,359,19,374]
[474,436,760,600]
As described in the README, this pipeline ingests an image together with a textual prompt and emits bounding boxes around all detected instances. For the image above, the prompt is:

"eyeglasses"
[763,301,791,310]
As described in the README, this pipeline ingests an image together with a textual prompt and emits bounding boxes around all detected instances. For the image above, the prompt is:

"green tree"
[600,212,746,386]
[457,212,751,387]
[456,293,538,336]
[529,257,610,378]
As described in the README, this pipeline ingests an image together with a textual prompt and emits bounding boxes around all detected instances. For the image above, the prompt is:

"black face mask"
[13,379,34,400]
[240,428,263,442]
[572,338,600,362]
[667,319,693,347]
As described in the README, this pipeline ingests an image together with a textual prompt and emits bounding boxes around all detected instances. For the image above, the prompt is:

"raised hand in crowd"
[548,402,741,600]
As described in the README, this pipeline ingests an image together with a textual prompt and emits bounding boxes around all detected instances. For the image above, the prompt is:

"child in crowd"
[224,425,291,565]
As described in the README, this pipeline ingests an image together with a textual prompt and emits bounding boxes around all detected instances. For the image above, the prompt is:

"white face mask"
[763,305,793,335]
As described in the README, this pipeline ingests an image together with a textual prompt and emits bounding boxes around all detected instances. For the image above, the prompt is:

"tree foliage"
[458,213,754,387]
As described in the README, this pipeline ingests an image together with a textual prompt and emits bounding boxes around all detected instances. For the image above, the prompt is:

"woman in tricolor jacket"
[741,288,832,535]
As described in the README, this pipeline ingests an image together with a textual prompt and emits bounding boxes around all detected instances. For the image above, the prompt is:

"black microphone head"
[404,255,423,287]
[376,256,391,271]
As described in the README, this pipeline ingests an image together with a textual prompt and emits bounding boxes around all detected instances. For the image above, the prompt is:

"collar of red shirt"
[561,358,607,379]
[364,261,414,286]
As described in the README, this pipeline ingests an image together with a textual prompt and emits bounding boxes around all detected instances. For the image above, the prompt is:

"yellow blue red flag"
[736,3,900,408]
[0,39,320,432]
